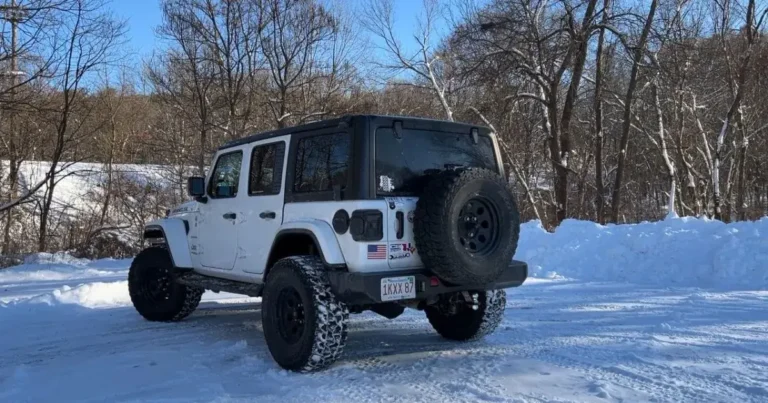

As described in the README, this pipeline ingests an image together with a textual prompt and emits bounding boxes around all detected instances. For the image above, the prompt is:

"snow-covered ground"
[2,217,768,402]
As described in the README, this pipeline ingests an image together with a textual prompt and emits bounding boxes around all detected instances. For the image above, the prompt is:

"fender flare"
[143,218,193,269]
[271,219,346,268]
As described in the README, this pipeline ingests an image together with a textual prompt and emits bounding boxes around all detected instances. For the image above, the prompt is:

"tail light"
[349,210,383,241]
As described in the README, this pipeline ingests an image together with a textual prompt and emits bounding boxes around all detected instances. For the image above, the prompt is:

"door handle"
[223,212,237,220]
[259,211,276,220]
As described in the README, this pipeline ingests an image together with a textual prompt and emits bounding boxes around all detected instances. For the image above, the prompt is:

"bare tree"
[36,0,125,251]
[149,0,218,175]
[709,0,764,220]
[593,0,610,224]
[610,0,658,223]
[363,0,457,121]
[261,0,337,128]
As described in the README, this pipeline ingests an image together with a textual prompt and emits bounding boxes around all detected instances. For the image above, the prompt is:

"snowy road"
[2,255,768,403]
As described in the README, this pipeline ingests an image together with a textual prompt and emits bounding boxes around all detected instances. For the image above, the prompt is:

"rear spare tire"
[414,168,520,286]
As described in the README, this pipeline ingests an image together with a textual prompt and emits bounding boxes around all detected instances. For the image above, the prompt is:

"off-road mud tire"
[261,256,349,372]
[128,247,203,322]
[425,289,507,341]
[414,168,520,286]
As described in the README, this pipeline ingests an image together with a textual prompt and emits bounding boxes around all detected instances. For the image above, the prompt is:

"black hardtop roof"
[218,114,491,150]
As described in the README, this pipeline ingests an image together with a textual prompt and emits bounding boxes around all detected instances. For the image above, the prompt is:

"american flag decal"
[367,244,387,259]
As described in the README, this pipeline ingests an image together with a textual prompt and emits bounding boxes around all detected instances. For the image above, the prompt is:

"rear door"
[374,125,499,270]
[236,136,289,275]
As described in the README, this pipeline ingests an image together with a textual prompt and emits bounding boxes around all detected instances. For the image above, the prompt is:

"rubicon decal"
[389,252,411,260]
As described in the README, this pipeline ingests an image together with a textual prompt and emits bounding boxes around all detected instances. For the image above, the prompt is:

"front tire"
[261,256,349,372]
[128,247,203,322]
[425,289,506,341]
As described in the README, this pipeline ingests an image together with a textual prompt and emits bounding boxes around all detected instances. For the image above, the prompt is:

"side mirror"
[187,176,206,197]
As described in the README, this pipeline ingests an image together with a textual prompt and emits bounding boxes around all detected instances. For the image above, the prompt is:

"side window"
[293,132,350,193]
[208,151,243,198]
[249,142,285,195]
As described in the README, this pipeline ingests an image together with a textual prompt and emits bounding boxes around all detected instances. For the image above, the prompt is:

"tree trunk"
[3,0,19,254]
[99,115,117,226]
[198,126,207,176]
[652,82,677,218]
[38,175,56,252]
[610,0,657,223]
[2,161,19,254]
[735,110,748,221]
[593,0,609,224]
[713,0,756,221]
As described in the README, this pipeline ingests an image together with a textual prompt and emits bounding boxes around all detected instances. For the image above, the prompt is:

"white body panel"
[282,199,425,273]
[144,217,194,269]
[275,219,346,266]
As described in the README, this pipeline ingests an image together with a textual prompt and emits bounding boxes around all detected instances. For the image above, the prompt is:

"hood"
[168,201,199,217]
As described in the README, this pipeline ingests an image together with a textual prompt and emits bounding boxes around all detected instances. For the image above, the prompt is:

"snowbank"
[518,216,768,289]
[0,255,129,283]
[2,216,767,310]
[25,281,131,308]
[23,252,91,266]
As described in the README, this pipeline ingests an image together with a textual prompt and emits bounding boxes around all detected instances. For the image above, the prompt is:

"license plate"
[380,276,416,302]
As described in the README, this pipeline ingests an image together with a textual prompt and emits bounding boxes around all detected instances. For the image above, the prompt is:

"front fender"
[144,218,193,269]
[277,219,346,267]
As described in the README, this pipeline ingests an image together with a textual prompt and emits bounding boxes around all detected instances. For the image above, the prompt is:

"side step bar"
[174,270,263,297]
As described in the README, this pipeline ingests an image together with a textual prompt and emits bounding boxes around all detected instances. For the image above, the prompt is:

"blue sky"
[107,0,449,65]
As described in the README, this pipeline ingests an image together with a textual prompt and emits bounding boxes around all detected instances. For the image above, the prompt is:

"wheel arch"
[142,218,193,269]
[265,220,346,280]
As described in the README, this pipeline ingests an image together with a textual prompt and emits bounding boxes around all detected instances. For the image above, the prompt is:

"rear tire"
[261,256,348,372]
[128,247,203,322]
[425,289,506,341]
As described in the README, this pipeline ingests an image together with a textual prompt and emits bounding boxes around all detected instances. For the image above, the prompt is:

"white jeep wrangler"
[129,115,527,372]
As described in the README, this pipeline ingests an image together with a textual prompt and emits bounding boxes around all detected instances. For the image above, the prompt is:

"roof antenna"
[470,128,479,144]
[393,121,403,139]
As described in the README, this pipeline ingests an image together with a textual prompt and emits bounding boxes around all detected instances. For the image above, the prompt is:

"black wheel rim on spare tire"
[276,287,306,344]
[457,197,501,256]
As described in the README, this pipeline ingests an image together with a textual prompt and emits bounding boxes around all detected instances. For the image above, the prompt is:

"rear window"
[375,128,497,196]
[293,132,350,193]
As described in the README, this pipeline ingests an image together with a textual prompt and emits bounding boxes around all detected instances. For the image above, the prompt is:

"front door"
[236,137,289,275]
[199,150,244,270]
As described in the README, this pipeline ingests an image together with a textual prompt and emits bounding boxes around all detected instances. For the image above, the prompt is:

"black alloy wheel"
[457,197,501,256]
[261,256,349,372]
[276,287,306,345]
[128,247,203,322]
[138,266,173,302]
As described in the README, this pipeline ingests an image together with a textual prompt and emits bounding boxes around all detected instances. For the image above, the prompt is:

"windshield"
[375,127,498,196]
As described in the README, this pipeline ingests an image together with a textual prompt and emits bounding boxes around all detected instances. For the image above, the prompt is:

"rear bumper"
[326,260,528,305]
